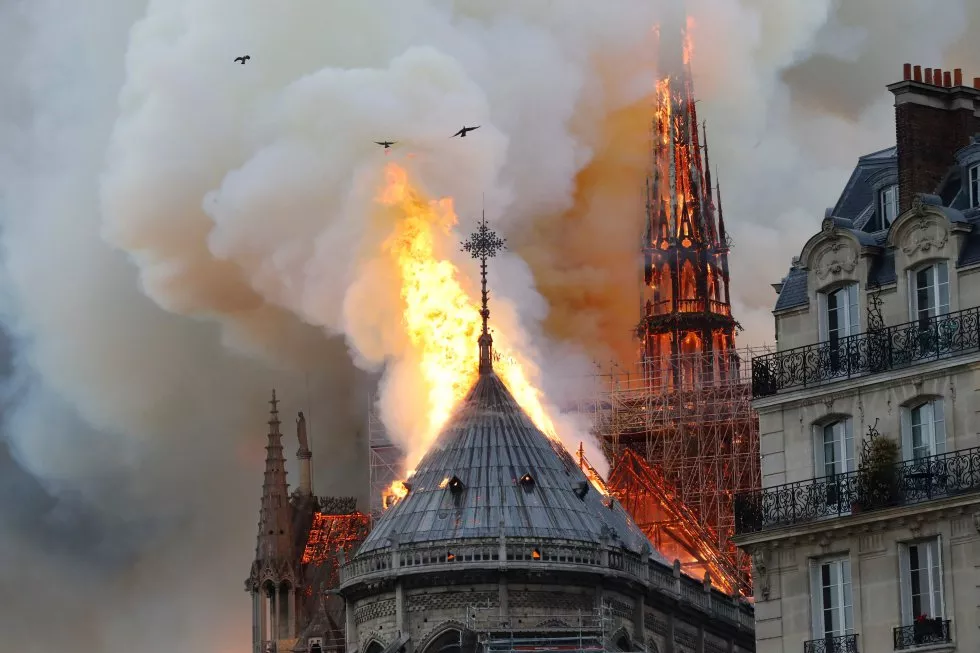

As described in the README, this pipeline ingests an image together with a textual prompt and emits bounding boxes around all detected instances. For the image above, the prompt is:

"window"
[899,538,943,625]
[821,283,860,342]
[810,557,854,640]
[911,263,950,321]
[816,419,855,477]
[879,184,899,229]
[814,419,855,513]
[902,399,946,460]
[969,164,979,208]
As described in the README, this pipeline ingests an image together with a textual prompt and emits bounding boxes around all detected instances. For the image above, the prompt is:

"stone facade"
[737,66,980,653]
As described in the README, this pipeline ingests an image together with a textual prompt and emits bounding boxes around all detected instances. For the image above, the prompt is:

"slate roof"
[833,146,897,226]
[772,144,980,313]
[357,371,660,559]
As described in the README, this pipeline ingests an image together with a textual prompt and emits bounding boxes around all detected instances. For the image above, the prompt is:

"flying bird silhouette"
[234,55,251,64]
[375,141,396,149]
[452,125,480,138]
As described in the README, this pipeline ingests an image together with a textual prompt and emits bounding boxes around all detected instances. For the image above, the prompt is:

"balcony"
[752,305,980,398]
[893,619,952,650]
[734,446,980,535]
[803,634,859,653]
[646,298,732,316]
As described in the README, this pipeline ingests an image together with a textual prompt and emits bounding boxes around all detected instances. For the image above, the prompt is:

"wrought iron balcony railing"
[803,634,858,653]
[893,619,952,650]
[752,305,980,397]
[734,446,980,535]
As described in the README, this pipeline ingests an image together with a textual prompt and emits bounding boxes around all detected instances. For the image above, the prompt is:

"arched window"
[819,283,859,342]
[680,260,697,303]
[901,398,946,460]
[815,417,855,477]
[660,263,672,305]
[910,262,949,321]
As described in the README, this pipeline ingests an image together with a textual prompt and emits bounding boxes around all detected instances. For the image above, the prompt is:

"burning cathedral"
[245,216,756,653]
[246,8,759,653]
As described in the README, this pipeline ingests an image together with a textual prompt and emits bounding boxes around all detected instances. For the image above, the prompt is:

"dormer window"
[969,164,979,208]
[878,184,899,229]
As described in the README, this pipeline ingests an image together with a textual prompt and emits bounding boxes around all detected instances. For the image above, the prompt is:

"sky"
[0,0,978,651]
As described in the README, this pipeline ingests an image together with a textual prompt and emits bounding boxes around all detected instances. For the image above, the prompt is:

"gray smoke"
[1,1,978,652]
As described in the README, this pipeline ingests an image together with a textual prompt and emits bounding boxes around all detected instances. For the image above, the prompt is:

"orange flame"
[376,163,561,475]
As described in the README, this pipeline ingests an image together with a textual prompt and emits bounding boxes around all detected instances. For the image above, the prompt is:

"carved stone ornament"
[973,511,980,534]
[752,548,771,601]
[901,215,949,256]
[814,240,858,280]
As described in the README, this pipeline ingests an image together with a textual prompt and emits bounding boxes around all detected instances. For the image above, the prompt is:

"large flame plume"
[376,163,561,474]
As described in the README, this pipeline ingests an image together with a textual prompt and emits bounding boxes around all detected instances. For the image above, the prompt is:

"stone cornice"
[732,491,980,549]
[751,351,980,412]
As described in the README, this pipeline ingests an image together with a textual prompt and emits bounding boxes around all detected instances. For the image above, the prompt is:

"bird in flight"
[375,141,396,149]
[452,125,480,138]
[234,55,251,64]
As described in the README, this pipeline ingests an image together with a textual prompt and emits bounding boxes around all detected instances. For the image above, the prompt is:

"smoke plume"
[1,0,979,651]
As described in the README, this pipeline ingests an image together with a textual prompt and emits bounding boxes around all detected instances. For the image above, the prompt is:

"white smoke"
[1,0,979,651]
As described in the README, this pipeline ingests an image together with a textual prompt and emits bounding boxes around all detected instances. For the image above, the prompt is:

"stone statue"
[296,411,310,453]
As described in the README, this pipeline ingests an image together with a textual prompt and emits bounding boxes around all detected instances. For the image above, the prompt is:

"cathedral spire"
[639,8,738,383]
[461,212,506,375]
[255,389,294,560]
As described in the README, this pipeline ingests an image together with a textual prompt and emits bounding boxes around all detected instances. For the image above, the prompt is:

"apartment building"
[732,64,980,653]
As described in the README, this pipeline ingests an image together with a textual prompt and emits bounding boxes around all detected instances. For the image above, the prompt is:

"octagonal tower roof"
[357,370,664,562]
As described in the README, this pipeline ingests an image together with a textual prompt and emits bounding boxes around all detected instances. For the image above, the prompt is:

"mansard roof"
[356,371,660,559]
[773,144,980,313]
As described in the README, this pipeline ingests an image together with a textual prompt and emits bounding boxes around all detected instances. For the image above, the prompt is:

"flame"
[382,480,409,508]
[438,477,450,489]
[376,163,560,473]
[683,16,695,66]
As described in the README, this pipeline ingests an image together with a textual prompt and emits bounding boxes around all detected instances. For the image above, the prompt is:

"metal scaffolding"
[585,345,768,589]
[364,345,768,594]
[368,405,404,519]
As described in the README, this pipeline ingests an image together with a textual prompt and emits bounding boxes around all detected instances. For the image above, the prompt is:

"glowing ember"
[376,163,561,474]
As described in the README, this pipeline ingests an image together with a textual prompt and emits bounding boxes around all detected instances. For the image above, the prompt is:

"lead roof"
[357,371,661,560]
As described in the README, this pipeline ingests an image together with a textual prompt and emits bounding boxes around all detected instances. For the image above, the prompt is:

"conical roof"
[358,372,663,561]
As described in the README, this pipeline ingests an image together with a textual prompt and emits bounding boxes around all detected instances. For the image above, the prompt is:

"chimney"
[954,69,963,87]
[889,63,980,212]
[913,65,922,82]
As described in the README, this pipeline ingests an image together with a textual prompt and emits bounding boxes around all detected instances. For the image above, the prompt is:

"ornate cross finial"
[461,212,506,375]
[268,389,281,431]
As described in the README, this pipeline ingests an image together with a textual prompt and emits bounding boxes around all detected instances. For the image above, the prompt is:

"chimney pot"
[974,77,980,89]
[914,65,922,82]
[935,68,943,86]
[925,68,934,85]
[944,71,952,87]
[904,63,912,80]
[954,69,963,87]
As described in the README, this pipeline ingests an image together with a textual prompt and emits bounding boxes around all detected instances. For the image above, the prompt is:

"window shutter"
[898,543,912,625]
[932,536,945,618]
[900,407,913,461]
[932,399,946,455]
[907,269,916,321]
[847,284,859,335]
[813,424,826,477]
[818,292,828,341]
[809,559,822,638]
[844,419,855,473]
